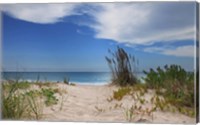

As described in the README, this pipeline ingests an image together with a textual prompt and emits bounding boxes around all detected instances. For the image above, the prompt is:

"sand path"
[42,84,195,123]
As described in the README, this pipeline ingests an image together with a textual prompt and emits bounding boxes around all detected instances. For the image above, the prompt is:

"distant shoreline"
[2,72,113,85]
[2,72,146,85]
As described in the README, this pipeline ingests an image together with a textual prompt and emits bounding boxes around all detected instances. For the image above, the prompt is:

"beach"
[30,83,195,123]
[2,2,197,124]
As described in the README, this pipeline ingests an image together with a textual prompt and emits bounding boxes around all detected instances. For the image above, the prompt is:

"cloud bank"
[1,2,196,57]
[89,3,195,45]
[144,45,195,57]
[1,4,78,24]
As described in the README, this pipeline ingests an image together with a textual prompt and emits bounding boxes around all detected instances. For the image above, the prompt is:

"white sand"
[39,83,195,123]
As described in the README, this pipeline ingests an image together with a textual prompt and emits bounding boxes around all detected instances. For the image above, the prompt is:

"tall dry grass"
[105,47,139,86]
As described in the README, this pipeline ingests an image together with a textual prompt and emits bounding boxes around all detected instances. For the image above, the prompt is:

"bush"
[105,47,139,86]
[143,64,194,116]
[113,87,131,101]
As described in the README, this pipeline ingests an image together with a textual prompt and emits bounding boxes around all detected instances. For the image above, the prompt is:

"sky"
[1,2,197,72]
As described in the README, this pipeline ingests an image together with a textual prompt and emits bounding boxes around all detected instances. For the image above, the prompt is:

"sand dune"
[40,83,195,123]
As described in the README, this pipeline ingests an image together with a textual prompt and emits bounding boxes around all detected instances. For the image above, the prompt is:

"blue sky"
[1,2,197,72]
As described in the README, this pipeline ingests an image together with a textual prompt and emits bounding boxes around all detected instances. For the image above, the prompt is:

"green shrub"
[41,88,58,106]
[105,47,139,86]
[143,64,194,116]
[113,87,131,101]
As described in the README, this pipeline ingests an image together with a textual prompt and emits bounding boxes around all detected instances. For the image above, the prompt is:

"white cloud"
[144,45,195,57]
[1,3,195,42]
[88,3,195,45]
[1,4,78,24]
[144,46,168,53]
[163,45,195,57]
[1,3,196,58]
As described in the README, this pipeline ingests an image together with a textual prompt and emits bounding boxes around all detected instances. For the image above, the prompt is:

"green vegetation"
[63,77,70,84]
[150,95,170,111]
[143,64,195,117]
[25,88,59,106]
[70,83,76,86]
[125,106,134,122]
[3,81,31,90]
[41,88,58,106]
[105,47,139,86]
[124,94,156,122]
[105,48,194,117]
[131,84,148,95]
[113,87,131,101]
[2,80,61,120]
[109,84,148,102]
[2,83,43,120]
[35,82,56,88]
[104,46,194,118]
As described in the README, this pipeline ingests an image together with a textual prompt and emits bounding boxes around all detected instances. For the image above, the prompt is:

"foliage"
[25,88,59,107]
[110,84,148,102]
[35,82,55,88]
[63,77,70,84]
[132,84,148,94]
[70,83,76,86]
[143,64,194,116]
[125,106,134,122]
[41,88,58,106]
[124,93,156,122]
[113,87,131,101]
[2,83,43,120]
[3,92,28,119]
[3,81,31,90]
[2,79,62,120]
[25,92,44,120]
[150,95,170,111]
[105,47,139,86]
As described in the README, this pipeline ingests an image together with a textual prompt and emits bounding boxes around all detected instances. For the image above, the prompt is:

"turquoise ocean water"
[2,72,145,85]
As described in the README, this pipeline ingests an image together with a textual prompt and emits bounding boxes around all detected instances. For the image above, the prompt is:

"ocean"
[2,72,145,85]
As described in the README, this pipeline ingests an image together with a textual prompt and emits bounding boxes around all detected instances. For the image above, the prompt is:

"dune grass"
[105,49,195,117]
[41,88,59,106]
[2,82,43,120]
[63,77,70,84]
[2,80,62,120]
[105,47,139,86]
[111,64,195,117]
[3,81,31,90]
[70,83,76,86]
[113,87,131,101]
